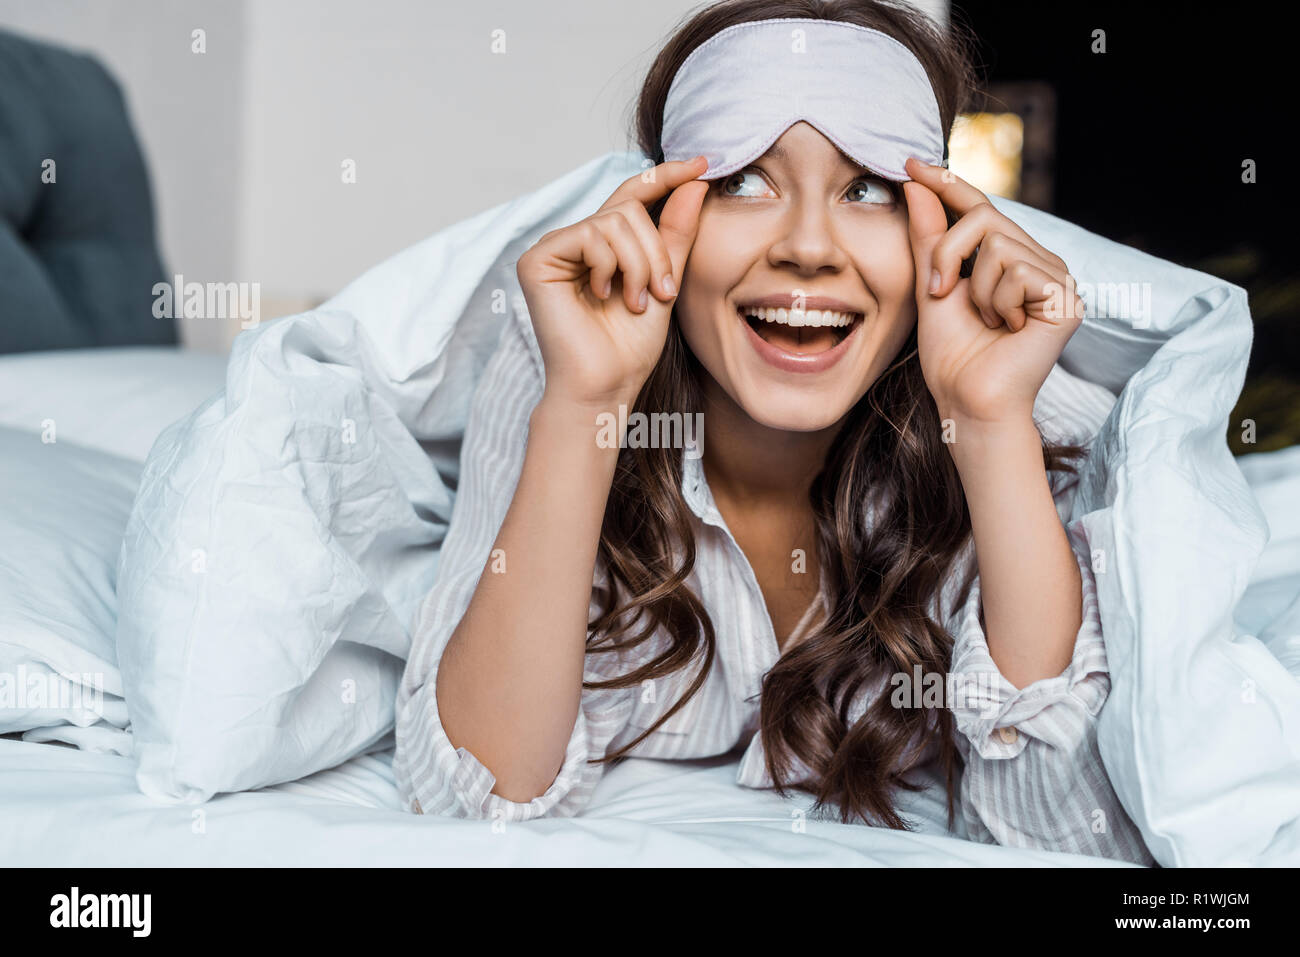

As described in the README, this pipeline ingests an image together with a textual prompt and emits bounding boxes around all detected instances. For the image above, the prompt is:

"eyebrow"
[764,141,790,162]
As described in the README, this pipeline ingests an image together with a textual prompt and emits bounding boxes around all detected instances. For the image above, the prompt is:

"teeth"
[742,306,859,327]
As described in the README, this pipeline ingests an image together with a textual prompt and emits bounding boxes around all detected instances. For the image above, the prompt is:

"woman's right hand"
[516,156,709,410]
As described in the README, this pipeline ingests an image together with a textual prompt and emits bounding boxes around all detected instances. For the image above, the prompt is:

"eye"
[844,177,895,205]
[719,170,774,198]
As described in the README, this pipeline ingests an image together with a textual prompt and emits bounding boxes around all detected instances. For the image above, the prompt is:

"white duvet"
[110,150,1300,866]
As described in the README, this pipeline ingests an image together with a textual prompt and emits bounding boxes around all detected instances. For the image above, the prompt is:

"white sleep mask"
[660,17,947,183]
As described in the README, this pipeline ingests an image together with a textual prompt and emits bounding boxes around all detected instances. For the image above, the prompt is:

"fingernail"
[638,288,648,310]
[662,275,676,296]
[929,269,941,295]
[601,279,611,298]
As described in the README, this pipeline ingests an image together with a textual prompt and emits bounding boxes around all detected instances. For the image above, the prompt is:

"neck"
[698,378,843,509]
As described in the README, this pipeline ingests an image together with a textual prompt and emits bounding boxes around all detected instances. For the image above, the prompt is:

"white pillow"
[0,426,134,747]
[0,346,228,462]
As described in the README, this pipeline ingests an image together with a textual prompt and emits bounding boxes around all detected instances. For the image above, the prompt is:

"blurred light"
[948,112,1024,199]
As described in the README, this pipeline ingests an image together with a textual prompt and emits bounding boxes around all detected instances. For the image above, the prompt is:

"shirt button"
[996,726,1019,744]
[412,799,423,814]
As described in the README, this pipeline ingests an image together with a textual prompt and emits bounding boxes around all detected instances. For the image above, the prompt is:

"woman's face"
[676,121,918,433]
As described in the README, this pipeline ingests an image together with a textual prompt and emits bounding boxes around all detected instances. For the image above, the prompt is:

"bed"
[2,343,1297,867]
[0,345,1151,867]
[4,149,1299,868]
[0,733,1138,867]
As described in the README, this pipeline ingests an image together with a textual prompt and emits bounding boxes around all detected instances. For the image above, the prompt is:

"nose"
[765,196,851,277]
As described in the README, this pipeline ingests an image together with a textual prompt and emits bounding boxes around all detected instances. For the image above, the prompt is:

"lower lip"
[738,308,863,374]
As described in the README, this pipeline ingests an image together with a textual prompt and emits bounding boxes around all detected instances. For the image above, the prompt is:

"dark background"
[953,0,1295,452]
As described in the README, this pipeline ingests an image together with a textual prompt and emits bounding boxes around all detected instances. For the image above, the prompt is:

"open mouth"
[738,305,864,354]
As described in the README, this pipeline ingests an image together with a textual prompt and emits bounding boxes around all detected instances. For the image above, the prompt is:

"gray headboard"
[0,28,174,352]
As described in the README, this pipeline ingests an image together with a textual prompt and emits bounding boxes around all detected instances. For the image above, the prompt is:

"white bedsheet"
[0,737,1136,867]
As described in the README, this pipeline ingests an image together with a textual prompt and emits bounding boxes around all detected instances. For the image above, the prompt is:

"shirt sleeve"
[392,303,636,822]
[944,363,1156,865]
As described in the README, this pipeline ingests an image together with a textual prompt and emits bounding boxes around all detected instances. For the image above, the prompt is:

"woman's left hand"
[902,157,1085,427]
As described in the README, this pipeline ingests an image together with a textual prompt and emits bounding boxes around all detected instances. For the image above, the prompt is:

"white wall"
[234,0,713,314]
[0,0,947,352]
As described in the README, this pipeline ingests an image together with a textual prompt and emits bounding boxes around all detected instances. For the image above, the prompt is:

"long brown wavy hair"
[583,0,1087,833]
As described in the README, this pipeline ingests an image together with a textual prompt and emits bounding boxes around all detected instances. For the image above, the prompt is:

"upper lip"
[736,294,863,315]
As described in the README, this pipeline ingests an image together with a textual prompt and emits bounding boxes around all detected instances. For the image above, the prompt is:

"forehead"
[759,121,868,172]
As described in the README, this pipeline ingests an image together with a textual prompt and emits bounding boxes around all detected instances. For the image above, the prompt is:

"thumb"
[657,179,709,289]
[903,180,947,300]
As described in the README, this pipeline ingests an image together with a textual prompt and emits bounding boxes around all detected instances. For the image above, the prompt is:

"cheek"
[676,216,749,342]
[841,227,919,386]
[854,226,916,324]
[857,220,916,299]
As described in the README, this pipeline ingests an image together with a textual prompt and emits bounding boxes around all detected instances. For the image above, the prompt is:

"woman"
[393,0,1154,866]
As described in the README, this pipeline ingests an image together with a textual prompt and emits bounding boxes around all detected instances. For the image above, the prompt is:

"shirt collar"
[680,445,720,525]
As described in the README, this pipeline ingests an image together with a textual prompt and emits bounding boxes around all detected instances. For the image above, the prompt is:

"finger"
[524,218,619,294]
[903,179,949,301]
[920,206,1068,300]
[657,179,709,292]
[930,210,1064,300]
[593,213,653,313]
[1031,272,1086,325]
[904,157,997,220]
[608,200,677,301]
[991,259,1069,333]
[969,233,1070,329]
[599,156,708,213]
[906,158,1068,279]
[581,226,620,301]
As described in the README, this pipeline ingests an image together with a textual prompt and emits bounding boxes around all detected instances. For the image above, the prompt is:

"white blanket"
[113,151,1300,866]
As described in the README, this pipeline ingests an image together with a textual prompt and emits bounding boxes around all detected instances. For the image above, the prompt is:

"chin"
[731,383,861,434]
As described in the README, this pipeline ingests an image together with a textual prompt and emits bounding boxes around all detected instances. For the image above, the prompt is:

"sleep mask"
[660,17,947,183]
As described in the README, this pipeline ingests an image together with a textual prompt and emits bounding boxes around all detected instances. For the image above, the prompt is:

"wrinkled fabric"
[115,150,1300,868]
[115,152,641,803]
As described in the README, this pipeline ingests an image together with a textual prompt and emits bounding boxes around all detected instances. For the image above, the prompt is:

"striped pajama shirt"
[393,301,1156,866]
